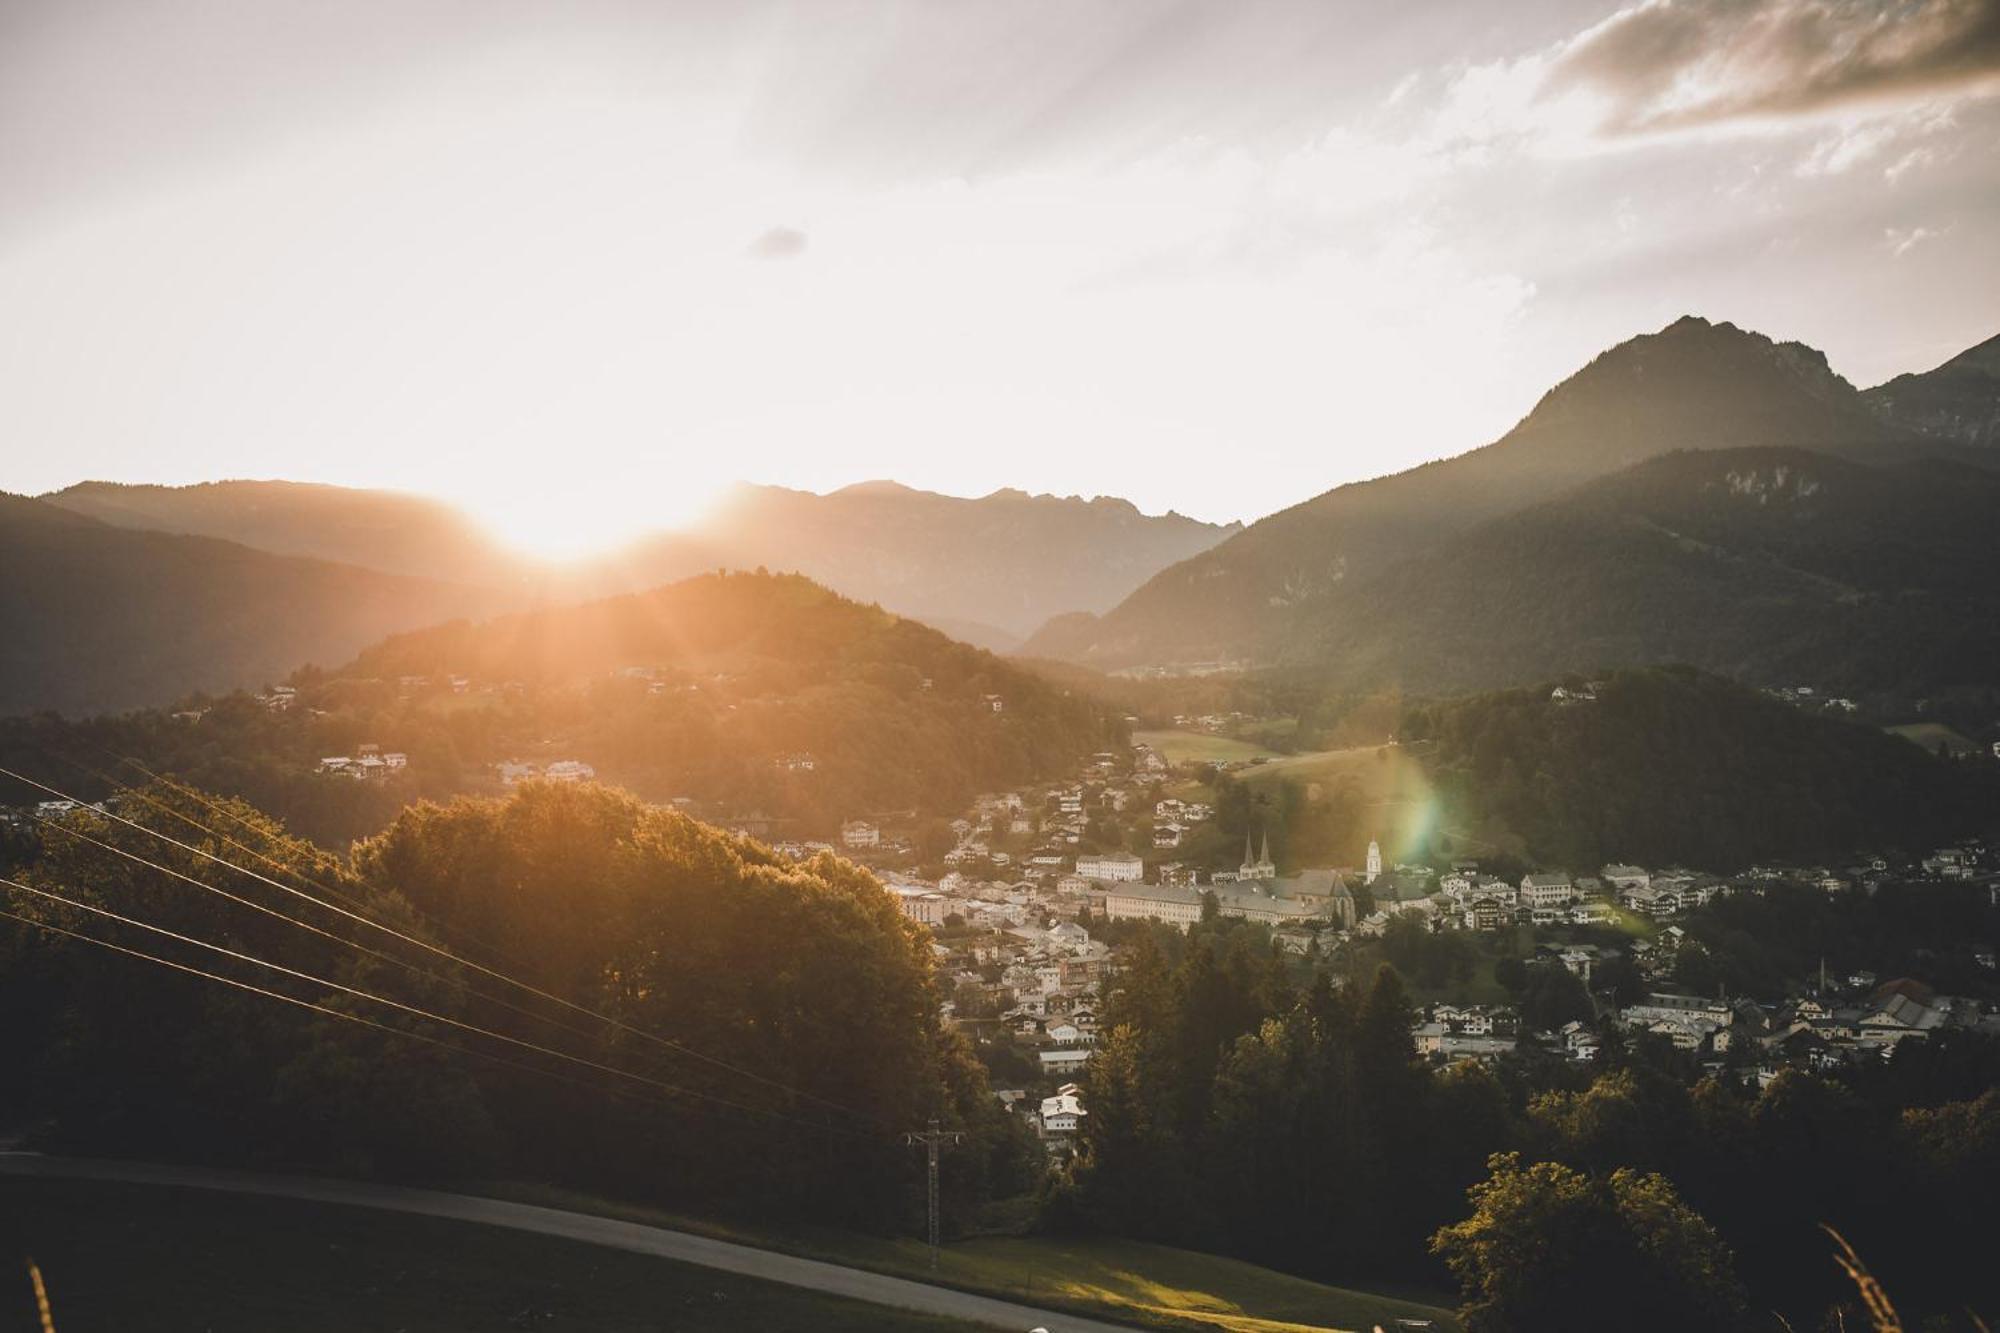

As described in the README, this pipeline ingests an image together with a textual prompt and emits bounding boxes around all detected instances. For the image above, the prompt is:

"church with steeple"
[1240,828,1277,882]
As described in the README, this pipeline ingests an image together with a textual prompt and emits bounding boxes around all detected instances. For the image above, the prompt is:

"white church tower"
[1365,838,1382,885]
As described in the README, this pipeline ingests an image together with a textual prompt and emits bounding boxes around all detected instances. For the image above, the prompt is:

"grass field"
[0,1177,986,1333]
[496,1183,1460,1333]
[1133,730,1284,766]
[1884,722,1979,757]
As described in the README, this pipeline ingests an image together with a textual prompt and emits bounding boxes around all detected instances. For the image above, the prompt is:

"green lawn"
[1133,730,1284,766]
[494,1183,1459,1333]
[0,1177,987,1333]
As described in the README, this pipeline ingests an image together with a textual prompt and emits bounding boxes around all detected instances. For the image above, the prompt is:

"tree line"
[0,781,1036,1234]
[1053,911,1999,1330]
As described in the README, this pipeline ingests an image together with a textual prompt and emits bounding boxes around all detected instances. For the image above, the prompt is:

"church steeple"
[1365,838,1382,884]
[1241,824,1276,882]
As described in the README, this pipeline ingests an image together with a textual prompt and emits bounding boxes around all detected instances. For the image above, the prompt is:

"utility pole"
[905,1118,964,1270]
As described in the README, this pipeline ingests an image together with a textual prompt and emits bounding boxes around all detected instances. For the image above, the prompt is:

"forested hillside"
[1311,447,2000,697]
[1,572,1124,843]
[0,492,505,717]
[0,781,1029,1229]
[1402,667,1994,869]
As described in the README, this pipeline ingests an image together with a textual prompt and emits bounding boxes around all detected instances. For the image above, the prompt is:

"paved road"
[0,1154,1138,1333]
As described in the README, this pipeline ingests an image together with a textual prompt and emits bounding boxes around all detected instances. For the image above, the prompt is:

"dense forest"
[1402,666,1995,869]
[0,781,1034,1231]
[1059,911,2000,1329]
[0,572,1124,844]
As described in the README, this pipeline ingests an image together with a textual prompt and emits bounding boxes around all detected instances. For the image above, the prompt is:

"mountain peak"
[1516,316,1856,449]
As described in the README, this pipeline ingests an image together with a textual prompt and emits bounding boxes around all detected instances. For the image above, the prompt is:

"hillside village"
[783,733,2000,1154]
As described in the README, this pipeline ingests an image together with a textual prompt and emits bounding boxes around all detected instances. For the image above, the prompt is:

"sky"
[2,0,1997,555]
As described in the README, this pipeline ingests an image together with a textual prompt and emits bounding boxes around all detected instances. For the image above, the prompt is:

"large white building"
[1104,881,1205,926]
[1521,872,1577,909]
[1075,852,1144,882]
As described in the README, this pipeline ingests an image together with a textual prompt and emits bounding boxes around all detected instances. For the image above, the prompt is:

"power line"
[0,905,750,1121]
[47,746,521,957]
[0,875,877,1140]
[3,762,893,1133]
[27,812,645,1062]
[26,754,895,1129]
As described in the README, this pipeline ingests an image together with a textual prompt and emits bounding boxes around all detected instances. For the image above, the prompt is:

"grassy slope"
[1235,744,1457,869]
[1134,729,1284,765]
[494,1183,1459,1333]
[1884,722,1978,756]
[0,1177,986,1333]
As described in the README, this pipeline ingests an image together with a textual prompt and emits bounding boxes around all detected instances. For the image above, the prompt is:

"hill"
[44,479,535,588]
[45,477,1239,641]
[1023,317,1981,669]
[1401,666,1995,869]
[1309,447,2000,697]
[0,571,1124,845]
[330,571,1120,831]
[0,492,505,717]
[1864,330,2000,451]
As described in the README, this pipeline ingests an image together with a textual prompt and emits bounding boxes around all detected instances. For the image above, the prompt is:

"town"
[772,733,2000,1158]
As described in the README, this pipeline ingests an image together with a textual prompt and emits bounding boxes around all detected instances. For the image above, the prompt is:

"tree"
[1432,1153,1749,1333]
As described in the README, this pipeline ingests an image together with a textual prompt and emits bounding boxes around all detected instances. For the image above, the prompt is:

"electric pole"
[905,1118,964,1270]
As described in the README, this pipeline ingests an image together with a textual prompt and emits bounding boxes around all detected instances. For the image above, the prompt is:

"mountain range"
[44,478,1237,649]
[6,478,1233,715]
[10,314,1997,719]
[1025,316,2000,698]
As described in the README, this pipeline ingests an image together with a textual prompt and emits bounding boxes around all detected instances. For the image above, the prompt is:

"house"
[543,760,595,783]
[1600,864,1650,892]
[1571,901,1617,926]
[1075,852,1143,883]
[1152,822,1186,849]
[1039,1048,1092,1075]
[1038,1085,1086,1138]
[1047,921,1092,953]
[841,820,881,850]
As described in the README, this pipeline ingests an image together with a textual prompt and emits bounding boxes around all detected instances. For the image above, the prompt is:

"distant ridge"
[1024,316,1994,673]
[45,477,1239,643]
[0,491,506,716]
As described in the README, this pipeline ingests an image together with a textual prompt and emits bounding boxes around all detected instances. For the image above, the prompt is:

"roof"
[1105,882,1203,906]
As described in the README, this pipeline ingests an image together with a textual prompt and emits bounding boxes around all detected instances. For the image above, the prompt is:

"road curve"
[0,1154,1138,1333]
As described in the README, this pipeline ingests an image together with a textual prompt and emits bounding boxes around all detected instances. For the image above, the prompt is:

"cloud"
[1545,0,2000,134]
[1886,222,1945,255]
[746,226,808,260]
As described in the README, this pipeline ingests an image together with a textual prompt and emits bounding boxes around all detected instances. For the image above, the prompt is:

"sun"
[463,474,730,563]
